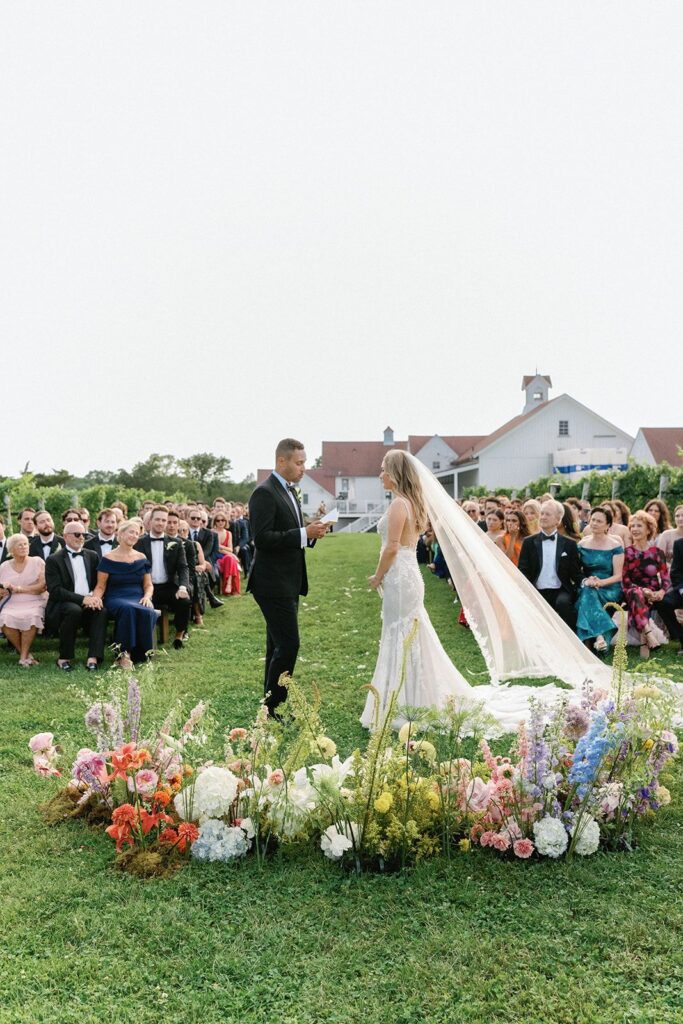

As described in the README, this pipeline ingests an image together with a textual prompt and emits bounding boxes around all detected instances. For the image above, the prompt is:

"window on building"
[432,460,440,470]
[341,477,349,491]
[533,390,543,401]
[559,420,569,436]
[302,494,309,506]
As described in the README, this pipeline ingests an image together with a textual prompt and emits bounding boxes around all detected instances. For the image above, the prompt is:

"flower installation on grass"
[31,621,680,876]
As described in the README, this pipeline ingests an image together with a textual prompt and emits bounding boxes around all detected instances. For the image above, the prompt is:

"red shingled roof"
[521,374,552,389]
[639,428,683,467]
[408,435,486,456]
[256,467,336,492]
[320,439,409,477]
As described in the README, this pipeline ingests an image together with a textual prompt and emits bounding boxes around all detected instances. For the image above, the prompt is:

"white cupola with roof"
[383,426,395,446]
[521,373,552,414]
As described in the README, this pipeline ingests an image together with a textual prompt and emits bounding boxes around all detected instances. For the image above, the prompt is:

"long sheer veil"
[406,452,614,695]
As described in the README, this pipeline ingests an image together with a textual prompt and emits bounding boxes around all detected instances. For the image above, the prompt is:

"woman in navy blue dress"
[93,520,159,666]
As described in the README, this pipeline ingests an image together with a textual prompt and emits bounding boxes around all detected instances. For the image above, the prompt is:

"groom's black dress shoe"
[56,660,73,672]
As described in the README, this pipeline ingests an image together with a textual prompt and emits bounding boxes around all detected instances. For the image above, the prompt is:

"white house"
[630,428,683,468]
[436,375,634,496]
[255,468,336,516]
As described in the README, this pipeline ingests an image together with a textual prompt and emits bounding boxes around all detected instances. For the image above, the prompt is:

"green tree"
[32,469,74,488]
[176,453,232,491]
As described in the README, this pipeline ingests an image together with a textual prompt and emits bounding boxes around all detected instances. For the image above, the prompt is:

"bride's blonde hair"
[383,450,428,532]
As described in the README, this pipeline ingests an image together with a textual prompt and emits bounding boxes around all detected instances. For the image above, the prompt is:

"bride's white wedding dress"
[361,455,615,734]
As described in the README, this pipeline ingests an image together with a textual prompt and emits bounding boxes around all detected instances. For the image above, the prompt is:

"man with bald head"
[45,521,109,671]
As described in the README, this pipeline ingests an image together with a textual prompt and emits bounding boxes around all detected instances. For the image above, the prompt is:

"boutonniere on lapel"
[561,551,568,557]
[293,487,303,506]
[166,541,177,550]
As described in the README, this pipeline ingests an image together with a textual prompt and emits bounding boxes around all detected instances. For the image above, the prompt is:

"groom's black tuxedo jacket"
[44,547,101,634]
[247,474,310,599]
[518,533,581,598]
[135,534,190,590]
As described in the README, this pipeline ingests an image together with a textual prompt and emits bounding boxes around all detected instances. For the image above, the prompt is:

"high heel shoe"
[593,635,608,654]
[639,627,660,660]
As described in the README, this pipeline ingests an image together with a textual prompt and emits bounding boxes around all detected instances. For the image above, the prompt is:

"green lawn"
[1,533,682,1024]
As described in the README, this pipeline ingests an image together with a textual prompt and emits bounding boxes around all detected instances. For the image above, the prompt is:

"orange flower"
[108,742,139,781]
[177,822,200,853]
[159,827,179,845]
[166,772,182,791]
[105,822,134,851]
[139,808,174,836]
[135,748,152,767]
[111,803,138,826]
[152,790,171,807]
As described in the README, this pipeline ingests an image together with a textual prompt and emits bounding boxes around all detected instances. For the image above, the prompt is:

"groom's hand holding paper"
[306,520,328,540]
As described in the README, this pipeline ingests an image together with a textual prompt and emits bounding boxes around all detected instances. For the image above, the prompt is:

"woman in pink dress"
[0,534,47,667]
[213,514,241,596]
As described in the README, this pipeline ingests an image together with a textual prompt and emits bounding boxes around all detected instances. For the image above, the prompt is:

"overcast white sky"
[1,2,681,482]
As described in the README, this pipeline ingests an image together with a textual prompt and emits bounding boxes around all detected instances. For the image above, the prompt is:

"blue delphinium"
[568,708,622,798]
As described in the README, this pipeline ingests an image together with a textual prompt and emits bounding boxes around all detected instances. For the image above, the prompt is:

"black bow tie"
[541,533,557,541]
[69,551,83,558]
[150,537,165,542]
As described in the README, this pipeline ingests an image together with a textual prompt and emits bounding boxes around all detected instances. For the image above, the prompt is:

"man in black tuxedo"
[518,499,581,630]
[660,537,683,655]
[45,521,109,670]
[85,508,119,559]
[0,516,9,565]
[248,438,328,715]
[188,510,223,608]
[29,511,65,560]
[231,503,252,575]
[135,506,191,648]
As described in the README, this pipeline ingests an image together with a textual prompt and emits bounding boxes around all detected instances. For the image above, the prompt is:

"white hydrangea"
[533,815,568,858]
[320,824,353,860]
[191,819,251,862]
[174,765,238,822]
[570,813,600,856]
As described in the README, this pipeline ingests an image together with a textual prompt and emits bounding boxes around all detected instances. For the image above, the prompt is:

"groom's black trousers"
[253,593,300,714]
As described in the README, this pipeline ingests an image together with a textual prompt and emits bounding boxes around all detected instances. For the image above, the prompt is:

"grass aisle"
[1,534,682,1024]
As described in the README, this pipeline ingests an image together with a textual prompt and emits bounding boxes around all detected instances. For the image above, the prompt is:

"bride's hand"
[368,574,382,590]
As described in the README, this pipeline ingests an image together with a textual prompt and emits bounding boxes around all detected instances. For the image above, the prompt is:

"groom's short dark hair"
[276,438,304,459]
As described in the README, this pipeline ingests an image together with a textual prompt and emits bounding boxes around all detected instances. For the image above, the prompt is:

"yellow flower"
[459,838,471,853]
[183,764,194,777]
[633,685,662,700]
[398,722,414,745]
[426,790,441,811]
[643,739,654,751]
[656,786,671,806]
[374,791,393,814]
[410,740,437,764]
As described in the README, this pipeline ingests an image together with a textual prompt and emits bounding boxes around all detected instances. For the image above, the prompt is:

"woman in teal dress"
[576,506,625,653]
[92,520,159,666]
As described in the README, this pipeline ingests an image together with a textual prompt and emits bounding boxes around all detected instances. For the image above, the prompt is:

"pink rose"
[479,830,495,847]
[267,769,285,787]
[229,728,248,742]
[490,832,511,852]
[513,838,535,859]
[128,768,159,797]
[29,732,55,755]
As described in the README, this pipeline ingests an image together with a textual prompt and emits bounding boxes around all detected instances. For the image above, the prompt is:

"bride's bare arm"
[368,500,408,589]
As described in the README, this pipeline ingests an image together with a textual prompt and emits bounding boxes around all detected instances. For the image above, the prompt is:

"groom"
[247,438,328,715]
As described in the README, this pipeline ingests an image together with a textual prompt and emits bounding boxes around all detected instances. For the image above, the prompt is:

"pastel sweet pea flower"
[29,733,55,755]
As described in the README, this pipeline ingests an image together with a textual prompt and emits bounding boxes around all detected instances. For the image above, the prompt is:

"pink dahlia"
[513,838,535,859]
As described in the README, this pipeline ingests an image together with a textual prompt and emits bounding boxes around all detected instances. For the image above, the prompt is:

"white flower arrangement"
[191,819,251,862]
[533,815,569,858]
[320,825,353,860]
[570,813,600,856]
[174,765,238,822]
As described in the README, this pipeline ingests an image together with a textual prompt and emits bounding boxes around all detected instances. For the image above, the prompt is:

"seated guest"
[62,508,84,528]
[497,508,531,566]
[85,508,119,558]
[29,511,65,560]
[178,518,207,625]
[230,503,252,575]
[485,508,506,543]
[462,501,480,523]
[576,507,624,654]
[188,510,223,608]
[613,499,632,531]
[522,499,541,535]
[657,504,683,568]
[110,501,128,524]
[660,537,683,654]
[0,516,9,565]
[558,502,582,542]
[518,499,581,630]
[0,534,47,667]
[78,507,95,539]
[18,508,37,539]
[644,499,671,539]
[212,513,241,595]
[622,510,675,659]
[134,506,191,649]
[599,501,631,547]
[92,519,159,667]
[45,521,109,671]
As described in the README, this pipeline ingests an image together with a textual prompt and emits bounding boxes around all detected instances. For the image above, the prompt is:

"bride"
[361,450,613,733]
